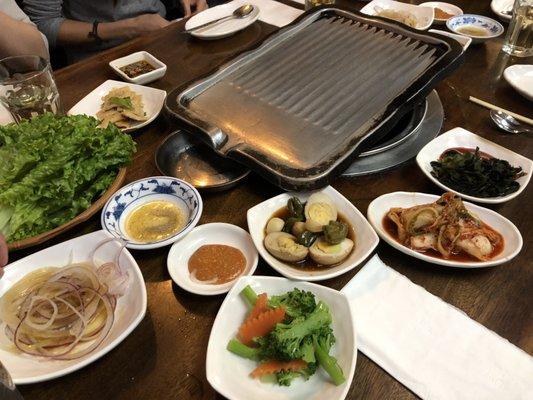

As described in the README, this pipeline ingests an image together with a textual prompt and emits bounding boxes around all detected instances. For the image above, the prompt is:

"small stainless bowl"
[155,130,250,191]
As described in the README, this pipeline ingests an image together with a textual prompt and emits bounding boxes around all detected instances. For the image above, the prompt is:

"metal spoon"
[490,110,533,134]
[185,4,254,33]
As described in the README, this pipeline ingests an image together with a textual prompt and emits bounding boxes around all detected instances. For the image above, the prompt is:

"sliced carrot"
[250,359,307,378]
[238,307,285,346]
[245,293,269,324]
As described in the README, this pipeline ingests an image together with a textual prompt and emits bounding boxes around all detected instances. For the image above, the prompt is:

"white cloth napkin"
[233,0,304,27]
[342,255,533,400]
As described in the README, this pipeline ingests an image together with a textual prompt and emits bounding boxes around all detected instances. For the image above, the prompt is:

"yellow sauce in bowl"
[456,25,489,37]
[125,200,186,243]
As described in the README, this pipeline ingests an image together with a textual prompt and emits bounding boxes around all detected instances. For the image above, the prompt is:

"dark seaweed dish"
[430,147,526,198]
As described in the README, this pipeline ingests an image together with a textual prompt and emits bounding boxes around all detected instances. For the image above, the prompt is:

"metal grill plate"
[165,7,463,190]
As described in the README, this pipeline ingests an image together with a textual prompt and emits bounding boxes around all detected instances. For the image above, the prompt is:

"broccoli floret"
[269,288,317,319]
[275,363,318,386]
[313,334,345,386]
[258,301,332,361]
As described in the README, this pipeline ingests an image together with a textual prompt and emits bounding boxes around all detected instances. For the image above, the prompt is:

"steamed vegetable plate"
[264,193,355,267]
[385,192,504,261]
[0,113,135,243]
[227,286,346,386]
[0,239,129,359]
[430,147,526,198]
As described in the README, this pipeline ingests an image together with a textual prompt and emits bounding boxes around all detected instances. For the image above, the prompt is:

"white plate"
[247,186,379,282]
[0,104,14,125]
[109,51,167,85]
[420,2,463,24]
[428,29,472,50]
[206,275,357,400]
[504,64,533,101]
[367,191,523,268]
[185,1,260,40]
[101,176,203,250]
[360,0,435,30]
[167,223,259,295]
[491,0,514,22]
[0,230,147,384]
[67,79,166,133]
[416,127,533,203]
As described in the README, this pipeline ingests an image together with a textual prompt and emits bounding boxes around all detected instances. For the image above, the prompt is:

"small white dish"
[167,223,258,295]
[206,275,357,400]
[420,2,463,24]
[428,29,472,50]
[247,186,379,282]
[0,104,14,125]
[416,127,532,204]
[101,176,203,250]
[491,0,514,22]
[504,64,533,101]
[67,79,166,133]
[367,191,523,268]
[0,230,147,384]
[185,1,260,40]
[109,51,167,85]
[446,14,504,44]
[360,0,435,30]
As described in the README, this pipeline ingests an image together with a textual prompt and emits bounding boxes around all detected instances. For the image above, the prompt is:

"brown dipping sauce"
[434,7,454,20]
[440,147,493,160]
[120,60,156,78]
[188,245,246,284]
[382,215,504,262]
[268,208,356,271]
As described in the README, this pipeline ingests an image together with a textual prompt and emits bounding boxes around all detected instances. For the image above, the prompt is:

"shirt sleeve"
[22,0,64,48]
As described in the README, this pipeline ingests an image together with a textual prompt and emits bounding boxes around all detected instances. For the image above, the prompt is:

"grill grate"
[166,8,463,189]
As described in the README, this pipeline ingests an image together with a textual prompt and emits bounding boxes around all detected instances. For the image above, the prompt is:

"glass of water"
[502,0,533,57]
[0,55,62,123]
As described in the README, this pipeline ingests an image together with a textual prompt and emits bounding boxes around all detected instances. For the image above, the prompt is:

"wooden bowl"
[7,168,127,251]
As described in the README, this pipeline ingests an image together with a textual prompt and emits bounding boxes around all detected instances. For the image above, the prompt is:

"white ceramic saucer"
[504,65,533,101]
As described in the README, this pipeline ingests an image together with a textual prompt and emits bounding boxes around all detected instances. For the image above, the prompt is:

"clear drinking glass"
[305,0,335,11]
[502,0,533,57]
[0,55,62,123]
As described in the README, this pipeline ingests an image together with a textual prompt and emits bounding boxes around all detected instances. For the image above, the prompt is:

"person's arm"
[23,0,169,47]
[0,11,48,59]
[181,0,208,17]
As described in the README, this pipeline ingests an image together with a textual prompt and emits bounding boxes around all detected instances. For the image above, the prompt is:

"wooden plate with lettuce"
[0,113,136,250]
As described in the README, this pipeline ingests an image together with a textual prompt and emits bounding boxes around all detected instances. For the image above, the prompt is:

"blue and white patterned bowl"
[446,14,504,43]
[101,176,203,250]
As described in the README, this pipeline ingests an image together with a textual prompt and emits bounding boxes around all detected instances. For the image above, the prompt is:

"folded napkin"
[342,255,533,400]
[232,0,303,27]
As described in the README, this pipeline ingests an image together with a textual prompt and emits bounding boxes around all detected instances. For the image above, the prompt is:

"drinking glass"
[305,0,335,11]
[502,0,533,57]
[0,55,62,123]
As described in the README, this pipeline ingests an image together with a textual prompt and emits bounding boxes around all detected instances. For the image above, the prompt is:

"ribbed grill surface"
[184,13,440,171]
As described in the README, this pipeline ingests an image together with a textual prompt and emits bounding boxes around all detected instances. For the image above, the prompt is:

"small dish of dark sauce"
[120,60,157,78]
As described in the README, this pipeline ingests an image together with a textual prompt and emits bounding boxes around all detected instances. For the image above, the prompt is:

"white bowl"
[491,0,514,22]
[416,127,532,204]
[367,191,523,268]
[504,64,533,101]
[167,223,258,295]
[109,51,167,85]
[67,79,166,133]
[206,275,357,400]
[420,2,463,24]
[446,14,504,44]
[0,230,147,384]
[428,29,472,50]
[360,0,435,30]
[185,1,260,40]
[101,176,203,250]
[247,186,379,282]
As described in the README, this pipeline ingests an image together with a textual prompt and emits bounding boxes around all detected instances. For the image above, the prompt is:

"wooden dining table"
[12,0,532,399]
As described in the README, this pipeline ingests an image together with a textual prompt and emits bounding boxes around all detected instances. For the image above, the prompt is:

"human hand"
[0,234,7,269]
[129,13,171,37]
[181,0,209,17]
